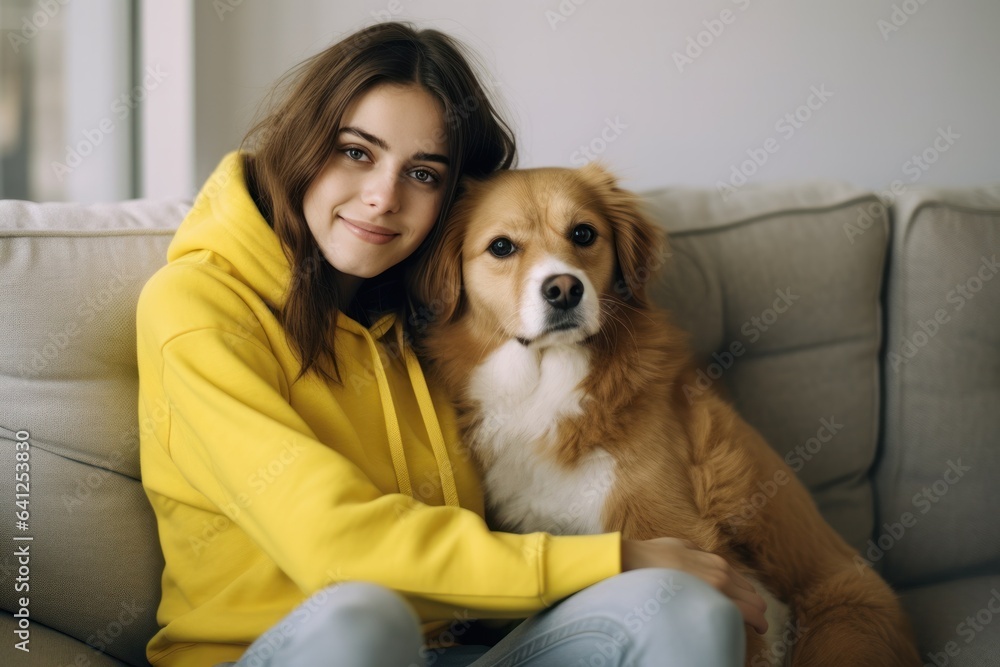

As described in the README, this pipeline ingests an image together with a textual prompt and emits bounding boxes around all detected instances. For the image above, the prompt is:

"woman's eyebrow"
[339,126,450,166]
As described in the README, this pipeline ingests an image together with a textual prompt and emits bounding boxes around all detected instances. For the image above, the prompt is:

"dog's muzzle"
[542,274,585,333]
[517,268,596,346]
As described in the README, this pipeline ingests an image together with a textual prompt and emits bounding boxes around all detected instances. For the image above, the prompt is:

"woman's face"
[303,83,449,288]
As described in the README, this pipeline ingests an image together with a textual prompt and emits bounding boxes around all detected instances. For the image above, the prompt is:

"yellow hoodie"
[136,152,622,667]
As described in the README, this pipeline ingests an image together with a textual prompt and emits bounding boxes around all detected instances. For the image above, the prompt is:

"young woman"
[136,21,766,667]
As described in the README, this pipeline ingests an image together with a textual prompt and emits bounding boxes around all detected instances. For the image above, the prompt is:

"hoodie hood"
[168,152,291,311]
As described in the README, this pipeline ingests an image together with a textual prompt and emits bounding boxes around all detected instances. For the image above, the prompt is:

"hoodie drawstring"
[359,325,412,498]
[356,318,460,508]
[395,323,460,508]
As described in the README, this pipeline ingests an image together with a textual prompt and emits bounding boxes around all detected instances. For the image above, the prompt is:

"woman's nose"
[361,167,401,214]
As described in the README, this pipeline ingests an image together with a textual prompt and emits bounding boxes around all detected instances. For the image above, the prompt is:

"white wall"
[62,0,131,202]
[191,0,1000,198]
[138,0,194,200]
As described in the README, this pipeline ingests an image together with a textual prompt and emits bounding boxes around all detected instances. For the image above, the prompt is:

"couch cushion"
[0,613,132,666]
[875,186,1000,588]
[0,199,189,666]
[899,575,1000,667]
[641,182,889,558]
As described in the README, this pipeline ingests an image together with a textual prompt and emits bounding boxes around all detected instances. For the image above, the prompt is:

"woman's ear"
[578,162,669,307]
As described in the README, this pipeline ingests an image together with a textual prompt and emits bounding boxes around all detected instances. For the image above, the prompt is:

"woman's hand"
[620,536,769,635]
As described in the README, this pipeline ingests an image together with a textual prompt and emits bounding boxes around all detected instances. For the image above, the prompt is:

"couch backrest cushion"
[0,199,188,666]
[641,182,889,558]
[875,186,1000,587]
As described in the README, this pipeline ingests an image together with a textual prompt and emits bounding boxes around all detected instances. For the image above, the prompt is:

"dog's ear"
[578,161,669,307]
[407,178,479,329]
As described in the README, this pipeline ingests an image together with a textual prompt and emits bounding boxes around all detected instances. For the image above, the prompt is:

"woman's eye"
[488,237,516,257]
[411,169,438,184]
[572,224,597,246]
[345,148,367,161]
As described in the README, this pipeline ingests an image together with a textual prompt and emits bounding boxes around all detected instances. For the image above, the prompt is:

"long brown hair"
[240,21,516,385]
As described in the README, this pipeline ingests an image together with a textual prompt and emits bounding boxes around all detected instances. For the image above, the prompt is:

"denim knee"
[613,568,746,667]
[317,581,423,667]
[258,581,424,667]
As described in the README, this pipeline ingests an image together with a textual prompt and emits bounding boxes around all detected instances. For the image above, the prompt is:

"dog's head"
[410,162,667,348]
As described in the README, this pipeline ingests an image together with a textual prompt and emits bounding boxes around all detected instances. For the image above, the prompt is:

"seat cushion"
[0,199,189,667]
[875,185,1000,588]
[641,181,889,557]
[899,575,1000,666]
[0,612,133,666]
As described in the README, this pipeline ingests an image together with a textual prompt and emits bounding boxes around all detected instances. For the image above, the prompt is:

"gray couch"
[1,180,998,666]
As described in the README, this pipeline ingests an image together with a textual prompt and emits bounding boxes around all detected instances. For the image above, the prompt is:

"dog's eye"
[572,224,597,247]
[488,237,516,257]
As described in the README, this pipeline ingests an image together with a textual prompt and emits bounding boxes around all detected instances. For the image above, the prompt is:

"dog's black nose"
[541,274,584,310]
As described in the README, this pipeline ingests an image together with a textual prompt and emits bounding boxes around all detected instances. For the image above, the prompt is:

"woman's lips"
[339,216,399,245]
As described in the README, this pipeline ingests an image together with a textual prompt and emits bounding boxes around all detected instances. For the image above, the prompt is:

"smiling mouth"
[339,216,399,244]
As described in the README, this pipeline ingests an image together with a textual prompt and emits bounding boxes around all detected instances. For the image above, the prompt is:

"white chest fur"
[466,343,793,665]
[465,340,615,535]
[466,341,793,665]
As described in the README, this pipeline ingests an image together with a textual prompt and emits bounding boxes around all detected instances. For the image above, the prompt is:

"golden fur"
[410,163,921,666]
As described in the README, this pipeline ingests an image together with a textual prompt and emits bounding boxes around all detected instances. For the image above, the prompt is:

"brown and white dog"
[410,163,920,666]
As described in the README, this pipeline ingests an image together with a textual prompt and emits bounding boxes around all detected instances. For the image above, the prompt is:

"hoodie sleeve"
[147,300,621,617]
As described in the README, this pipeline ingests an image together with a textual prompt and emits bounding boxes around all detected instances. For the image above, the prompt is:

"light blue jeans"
[217,568,745,667]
